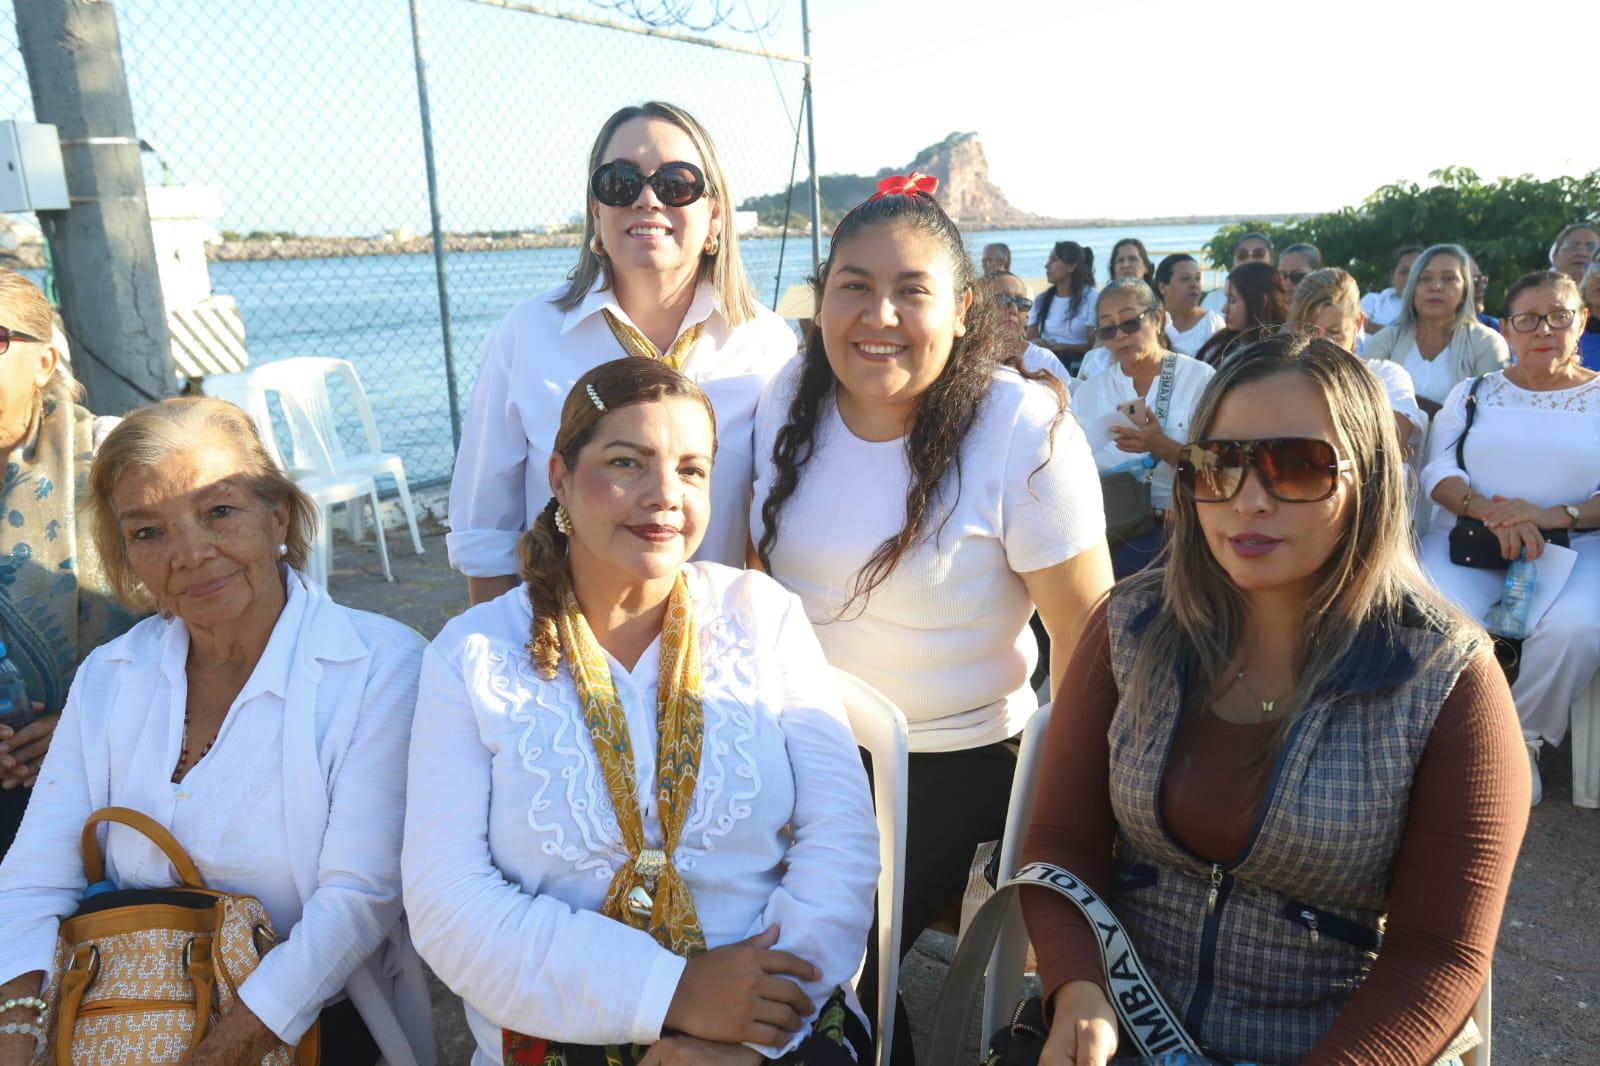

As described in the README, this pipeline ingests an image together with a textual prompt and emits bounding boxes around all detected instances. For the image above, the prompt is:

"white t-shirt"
[1403,341,1457,406]
[446,279,798,575]
[1074,346,1114,385]
[751,361,1105,752]
[1362,358,1427,453]
[1075,353,1217,509]
[1361,288,1406,330]
[1029,287,1100,345]
[1165,310,1227,357]
[1021,342,1073,393]
[1201,287,1229,314]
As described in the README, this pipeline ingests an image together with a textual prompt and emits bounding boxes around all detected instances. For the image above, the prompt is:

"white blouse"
[446,279,798,575]
[1420,372,1600,533]
[1075,353,1216,509]
[1360,288,1406,330]
[402,563,877,1062]
[1164,310,1227,357]
[0,571,434,1063]
[751,362,1105,753]
[1403,341,1457,406]
[1029,287,1100,345]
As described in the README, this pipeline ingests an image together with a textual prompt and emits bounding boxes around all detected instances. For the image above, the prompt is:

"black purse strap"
[1453,373,1490,475]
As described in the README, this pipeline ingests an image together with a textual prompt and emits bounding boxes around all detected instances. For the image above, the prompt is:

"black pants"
[318,996,380,1064]
[859,740,1020,1065]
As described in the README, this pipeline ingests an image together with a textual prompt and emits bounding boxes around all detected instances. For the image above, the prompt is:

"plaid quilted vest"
[1103,585,1478,1065]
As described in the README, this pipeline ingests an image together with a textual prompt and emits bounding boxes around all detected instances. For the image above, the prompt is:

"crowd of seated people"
[2,98,1594,1066]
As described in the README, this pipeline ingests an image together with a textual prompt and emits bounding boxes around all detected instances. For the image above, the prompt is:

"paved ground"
[329,527,1599,1063]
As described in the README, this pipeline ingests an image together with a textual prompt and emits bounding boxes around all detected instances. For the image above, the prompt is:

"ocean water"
[57,221,1225,487]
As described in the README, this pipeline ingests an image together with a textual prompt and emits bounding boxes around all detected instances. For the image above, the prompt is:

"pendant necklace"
[1232,669,1288,722]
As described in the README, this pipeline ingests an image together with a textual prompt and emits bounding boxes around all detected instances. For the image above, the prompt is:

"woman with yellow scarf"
[404,358,879,1065]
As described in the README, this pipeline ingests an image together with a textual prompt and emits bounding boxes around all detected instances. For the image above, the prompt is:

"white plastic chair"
[244,356,424,556]
[982,700,1052,1041]
[200,371,391,585]
[1570,671,1600,809]
[833,668,909,1066]
[1462,971,1492,1066]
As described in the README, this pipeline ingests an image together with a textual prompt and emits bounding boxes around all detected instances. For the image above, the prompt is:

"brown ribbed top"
[1019,601,1529,1065]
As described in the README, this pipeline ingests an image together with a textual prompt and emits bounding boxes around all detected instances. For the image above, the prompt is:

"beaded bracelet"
[0,1021,45,1057]
[0,996,44,1024]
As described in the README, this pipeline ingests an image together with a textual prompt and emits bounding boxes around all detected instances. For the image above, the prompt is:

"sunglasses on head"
[1091,307,1155,342]
[590,160,707,209]
[0,326,43,356]
[995,294,1033,312]
[1176,438,1353,503]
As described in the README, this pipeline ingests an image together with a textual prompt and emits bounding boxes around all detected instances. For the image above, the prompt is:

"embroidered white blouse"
[402,563,878,1062]
[446,279,799,575]
[0,570,435,1064]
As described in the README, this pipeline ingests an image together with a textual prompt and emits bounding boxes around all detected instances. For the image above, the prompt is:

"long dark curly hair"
[755,189,1063,615]
[1195,260,1289,366]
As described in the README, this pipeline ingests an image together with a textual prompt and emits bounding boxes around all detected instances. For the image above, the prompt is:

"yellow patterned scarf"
[601,307,704,371]
[556,574,706,956]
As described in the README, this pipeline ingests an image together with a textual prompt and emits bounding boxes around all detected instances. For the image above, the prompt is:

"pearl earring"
[555,506,573,537]
[277,543,288,557]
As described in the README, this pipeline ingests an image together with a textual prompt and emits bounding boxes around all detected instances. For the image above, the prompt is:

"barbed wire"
[584,0,785,34]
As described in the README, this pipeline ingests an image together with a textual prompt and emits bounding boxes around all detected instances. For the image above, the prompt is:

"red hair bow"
[870,171,939,200]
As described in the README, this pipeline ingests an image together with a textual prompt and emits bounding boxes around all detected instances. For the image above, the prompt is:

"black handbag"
[1447,375,1569,569]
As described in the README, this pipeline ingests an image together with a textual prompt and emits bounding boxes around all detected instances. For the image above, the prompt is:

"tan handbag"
[37,807,319,1066]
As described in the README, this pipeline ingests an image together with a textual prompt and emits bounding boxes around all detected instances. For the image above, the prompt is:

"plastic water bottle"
[0,639,34,732]
[1485,551,1537,640]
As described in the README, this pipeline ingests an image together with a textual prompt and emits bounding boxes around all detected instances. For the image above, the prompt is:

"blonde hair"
[1119,332,1481,769]
[555,102,759,327]
[89,397,317,612]
[0,268,83,401]
[1287,267,1361,326]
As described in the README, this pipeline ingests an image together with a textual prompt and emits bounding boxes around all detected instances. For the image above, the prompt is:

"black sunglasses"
[1176,438,1353,503]
[590,160,707,209]
[1091,308,1156,342]
[1281,269,1311,286]
[994,294,1033,312]
[0,327,43,356]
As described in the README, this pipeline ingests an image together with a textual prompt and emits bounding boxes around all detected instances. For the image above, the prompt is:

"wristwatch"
[1564,504,1581,529]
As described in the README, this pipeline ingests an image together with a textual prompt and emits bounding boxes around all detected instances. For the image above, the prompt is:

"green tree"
[1205,168,1600,313]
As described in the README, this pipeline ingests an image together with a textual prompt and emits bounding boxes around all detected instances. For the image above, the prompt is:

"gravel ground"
[330,529,1599,1063]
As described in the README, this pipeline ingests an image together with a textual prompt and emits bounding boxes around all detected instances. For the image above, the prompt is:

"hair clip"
[869,171,939,201]
[586,384,607,412]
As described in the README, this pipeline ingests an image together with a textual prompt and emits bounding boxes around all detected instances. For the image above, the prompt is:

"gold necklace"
[1231,669,1289,722]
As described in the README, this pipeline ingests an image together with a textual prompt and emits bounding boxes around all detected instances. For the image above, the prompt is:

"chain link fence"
[2,0,816,488]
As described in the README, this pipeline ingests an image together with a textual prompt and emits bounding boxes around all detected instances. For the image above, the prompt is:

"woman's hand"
[1039,981,1118,1066]
[1479,495,1562,533]
[640,1036,765,1066]
[0,706,54,789]
[186,1003,281,1066]
[1110,410,1175,463]
[661,924,819,1047]
[1493,520,1546,562]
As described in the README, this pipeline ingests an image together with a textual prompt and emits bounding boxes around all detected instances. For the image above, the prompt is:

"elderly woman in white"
[448,101,796,605]
[1420,271,1600,807]
[1365,243,1509,411]
[0,398,434,1066]
[1074,278,1215,576]
[405,359,877,1066]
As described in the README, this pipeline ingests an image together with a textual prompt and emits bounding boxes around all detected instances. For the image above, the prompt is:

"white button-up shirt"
[0,570,435,1064]
[446,279,799,574]
[402,563,878,1062]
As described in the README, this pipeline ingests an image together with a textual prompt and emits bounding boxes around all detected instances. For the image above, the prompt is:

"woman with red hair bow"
[752,174,1113,1062]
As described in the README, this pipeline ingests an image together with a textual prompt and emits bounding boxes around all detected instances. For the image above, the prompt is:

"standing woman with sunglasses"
[1074,279,1214,576]
[1021,333,1528,1066]
[1419,271,1600,806]
[449,102,797,604]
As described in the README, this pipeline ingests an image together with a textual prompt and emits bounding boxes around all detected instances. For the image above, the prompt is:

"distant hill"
[741,131,1038,227]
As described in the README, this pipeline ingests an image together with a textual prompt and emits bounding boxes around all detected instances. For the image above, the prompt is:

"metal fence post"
[800,0,822,273]
[408,0,462,449]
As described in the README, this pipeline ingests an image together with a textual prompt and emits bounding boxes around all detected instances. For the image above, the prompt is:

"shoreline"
[0,214,1287,269]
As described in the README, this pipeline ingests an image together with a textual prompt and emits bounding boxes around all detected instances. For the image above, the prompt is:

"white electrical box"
[0,120,70,212]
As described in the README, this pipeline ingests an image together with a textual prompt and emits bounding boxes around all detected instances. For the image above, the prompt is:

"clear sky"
[1,0,1594,233]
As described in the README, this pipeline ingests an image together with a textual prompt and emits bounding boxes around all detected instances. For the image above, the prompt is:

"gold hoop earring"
[590,233,605,257]
[704,234,720,256]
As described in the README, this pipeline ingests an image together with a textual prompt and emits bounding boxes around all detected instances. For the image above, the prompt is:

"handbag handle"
[1453,373,1489,475]
[81,806,207,889]
[922,862,1202,1066]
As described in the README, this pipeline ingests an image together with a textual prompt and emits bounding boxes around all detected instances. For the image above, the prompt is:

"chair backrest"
[1463,971,1491,1066]
[199,372,292,474]
[982,701,1052,1040]
[249,356,385,464]
[241,359,349,478]
[832,667,909,1066]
